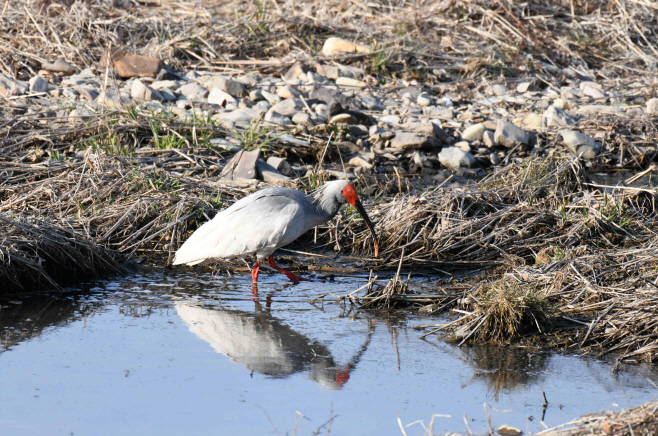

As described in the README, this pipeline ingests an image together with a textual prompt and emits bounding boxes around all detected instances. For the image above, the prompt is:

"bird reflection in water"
[175,292,374,390]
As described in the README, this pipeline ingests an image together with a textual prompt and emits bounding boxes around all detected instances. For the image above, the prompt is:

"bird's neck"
[313,196,341,222]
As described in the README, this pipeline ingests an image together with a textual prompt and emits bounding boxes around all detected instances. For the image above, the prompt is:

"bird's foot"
[267,255,310,283]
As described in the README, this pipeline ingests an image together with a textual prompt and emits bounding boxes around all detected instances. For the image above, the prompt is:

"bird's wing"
[173,189,313,265]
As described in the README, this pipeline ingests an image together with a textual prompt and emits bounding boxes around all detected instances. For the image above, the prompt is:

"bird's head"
[336,182,379,258]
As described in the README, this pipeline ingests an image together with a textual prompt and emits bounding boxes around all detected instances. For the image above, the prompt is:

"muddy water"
[1,270,657,435]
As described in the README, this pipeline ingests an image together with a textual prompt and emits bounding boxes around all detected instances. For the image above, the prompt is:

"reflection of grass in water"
[461,345,550,401]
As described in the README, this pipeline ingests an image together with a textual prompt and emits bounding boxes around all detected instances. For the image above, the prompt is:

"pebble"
[582,85,606,99]
[543,104,577,128]
[216,108,264,126]
[29,76,48,93]
[209,76,248,98]
[461,123,486,141]
[178,83,208,98]
[42,59,78,75]
[264,109,293,126]
[645,98,658,114]
[322,37,371,56]
[576,105,624,115]
[208,88,237,106]
[559,129,601,158]
[390,132,438,150]
[417,93,431,107]
[277,85,301,99]
[69,107,95,123]
[0,72,27,96]
[336,77,367,88]
[261,90,281,105]
[131,79,164,102]
[349,156,374,169]
[438,146,477,171]
[483,130,495,147]
[522,113,542,127]
[271,98,303,117]
[266,156,296,177]
[75,87,98,101]
[494,120,530,148]
[256,159,291,182]
[380,115,401,125]
[292,112,313,126]
[489,152,501,165]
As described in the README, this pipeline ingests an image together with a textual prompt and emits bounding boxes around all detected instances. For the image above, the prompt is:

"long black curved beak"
[353,198,379,257]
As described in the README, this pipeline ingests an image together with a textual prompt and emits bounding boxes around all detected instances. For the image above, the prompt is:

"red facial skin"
[341,184,358,206]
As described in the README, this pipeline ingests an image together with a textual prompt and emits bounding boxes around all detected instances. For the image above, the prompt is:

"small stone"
[494,120,530,148]
[151,80,178,90]
[454,141,471,153]
[543,104,578,128]
[215,108,264,127]
[208,88,237,106]
[41,59,78,75]
[235,73,262,87]
[256,159,291,183]
[559,129,601,159]
[277,85,301,99]
[490,84,509,96]
[98,48,165,79]
[75,87,98,101]
[261,90,281,105]
[69,107,95,123]
[646,98,658,114]
[516,82,532,93]
[322,37,371,56]
[437,107,454,120]
[0,73,28,96]
[221,149,261,181]
[439,146,477,171]
[576,105,624,115]
[270,98,303,117]
[579,81,602,90]
[483,131,495,147]
[292,112,313,126]
[159,88,176,101]
[28,76,48,93]
[266,157,296,177]
[380,115,401,125]
[390,132,440,150]
[561,87,584,100]
[264,109,293,126]
[348,156,374,169]
[284,61,311,81]
[330,113,356,124]
[178,83,208,98]
[209,76,248,98]
[489,152,501,165]
[336,77,367,88]
[497,424,522,436]
[131,79,163,102]
[461,123,486,141]
[522,113,542,127]
[582,85,606,99]
[417,93,431,107]
[96,89,130,109]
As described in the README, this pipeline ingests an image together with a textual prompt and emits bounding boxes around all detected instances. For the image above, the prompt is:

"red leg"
[251,261,261,283]
[267,255,310,282]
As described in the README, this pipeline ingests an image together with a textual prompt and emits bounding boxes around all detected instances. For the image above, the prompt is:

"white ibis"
[173,180,379,283]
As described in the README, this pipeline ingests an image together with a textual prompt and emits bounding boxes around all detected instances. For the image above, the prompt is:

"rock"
[235,73,261,87]
[330,113,356,124]
[380,115,401,125]
[494,120,530,148]
[266,157,296,177]
[292,112,313,126]
[215,108,264,126]
[270,98,303,117]
[98,48,165,79]
[209,76,248,98]
[220,149,261,181]
[561,87,584,100]
[483,131,495,147]
[417,93,431,107]
[284,61,311,81]
[159,88,176,101]
[462,123,486,141]
[256,159,291,183]
[275,134,311,147]
[407,122,446,141]
[579,81,602,90]
[96,88,130,109]
[209,138,242,152]
[559,129,601,159]
[178,83,208,98]
[41,59,78,75]
[131,79,163,102]
[489,152,501,165]
[328,101,374,125]
[490,84,509,96]
[264,109,293,126]
[310,86,351,109]
[543,104,577,128]
[69,107,95,123]
[516,82,532,93]
[349,156,374,169]
[645,98,658,114]
[522,113,542,127]
[277,85,301,100]
[436,107,454,120]
[28,76,48,93]
[390,132,440,150]
[75,87,98,101]
[335,77,367,88]
[322,37,371,56]
[576,105,624,115]
[497,425,522,436]
[439,147,477,171]
[400,86,423,98]
[582,85,606,99]
[0,72,28,96]
[454,141,471,153]
[151,80,178,90]
[208,88,237,106]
